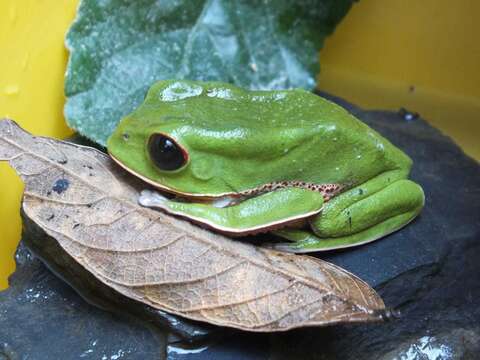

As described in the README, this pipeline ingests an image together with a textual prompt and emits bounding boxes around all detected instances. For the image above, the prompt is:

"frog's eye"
[147,133,188,171]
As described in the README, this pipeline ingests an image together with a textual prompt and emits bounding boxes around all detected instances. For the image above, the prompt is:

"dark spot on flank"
[57,159,68,165]
[46,214,54,221]
[73,223,80,229]
[358,188,364,195]
[52,179,69,194]
[46,191,51,196]
[86,203,92,208]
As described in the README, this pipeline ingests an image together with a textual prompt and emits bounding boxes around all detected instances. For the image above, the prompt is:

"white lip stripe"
[109,152,238,199]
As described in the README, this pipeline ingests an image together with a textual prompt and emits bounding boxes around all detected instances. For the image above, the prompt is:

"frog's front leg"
[139,188,324,236]
[272,171,425,252]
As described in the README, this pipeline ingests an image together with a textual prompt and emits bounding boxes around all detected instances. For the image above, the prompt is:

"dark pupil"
[148,134,186,171]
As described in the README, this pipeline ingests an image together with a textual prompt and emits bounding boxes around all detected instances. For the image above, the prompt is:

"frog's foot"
[270,178,424,252]
[138,189,169,207]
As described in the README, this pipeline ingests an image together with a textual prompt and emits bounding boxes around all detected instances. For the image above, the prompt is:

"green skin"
[107,80,424,252]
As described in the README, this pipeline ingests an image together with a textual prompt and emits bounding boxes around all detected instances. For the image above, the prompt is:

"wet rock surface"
[1,94,479,359]
[0,243,167,360]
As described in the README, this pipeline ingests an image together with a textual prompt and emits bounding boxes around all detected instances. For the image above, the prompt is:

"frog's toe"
[268,229,339,253]
[266,240,345,253]
[138,189,168,207]
[264,242,307,253]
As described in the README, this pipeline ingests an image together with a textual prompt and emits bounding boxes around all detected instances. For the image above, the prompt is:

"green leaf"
[65,0,354,145]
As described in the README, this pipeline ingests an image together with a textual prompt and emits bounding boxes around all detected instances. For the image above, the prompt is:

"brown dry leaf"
[0,119,387,332]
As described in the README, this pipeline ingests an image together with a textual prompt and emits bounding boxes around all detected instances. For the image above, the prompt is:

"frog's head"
[107,80,265,199]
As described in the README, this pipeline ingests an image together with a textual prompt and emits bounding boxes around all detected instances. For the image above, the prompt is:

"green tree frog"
[107,80,424,252]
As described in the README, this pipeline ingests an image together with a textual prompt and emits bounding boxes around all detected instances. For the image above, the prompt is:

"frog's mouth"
[110,152,344,205]
[109,152,239,202]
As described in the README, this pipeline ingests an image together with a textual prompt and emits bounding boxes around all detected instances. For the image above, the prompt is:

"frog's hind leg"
[271,172,424,252]
[272,210,418,252]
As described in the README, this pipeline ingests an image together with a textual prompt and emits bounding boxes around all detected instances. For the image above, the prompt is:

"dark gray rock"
[0,243,166,360]
[1,93,479,359]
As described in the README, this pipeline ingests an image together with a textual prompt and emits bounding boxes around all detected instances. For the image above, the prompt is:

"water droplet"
[9,4,17,24]
[397,336,453,359]
[206,87,233,100]
[167,345,209,355]
[4,84,19,95]
[22,53,30,70]
[160,82,202,102]
[398,107,419,121]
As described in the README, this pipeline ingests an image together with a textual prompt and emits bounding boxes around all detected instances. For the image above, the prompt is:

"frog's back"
[142,80,411,187]
[226,83,410,186]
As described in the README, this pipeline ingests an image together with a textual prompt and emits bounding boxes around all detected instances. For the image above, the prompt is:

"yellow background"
[0,0,479,289]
